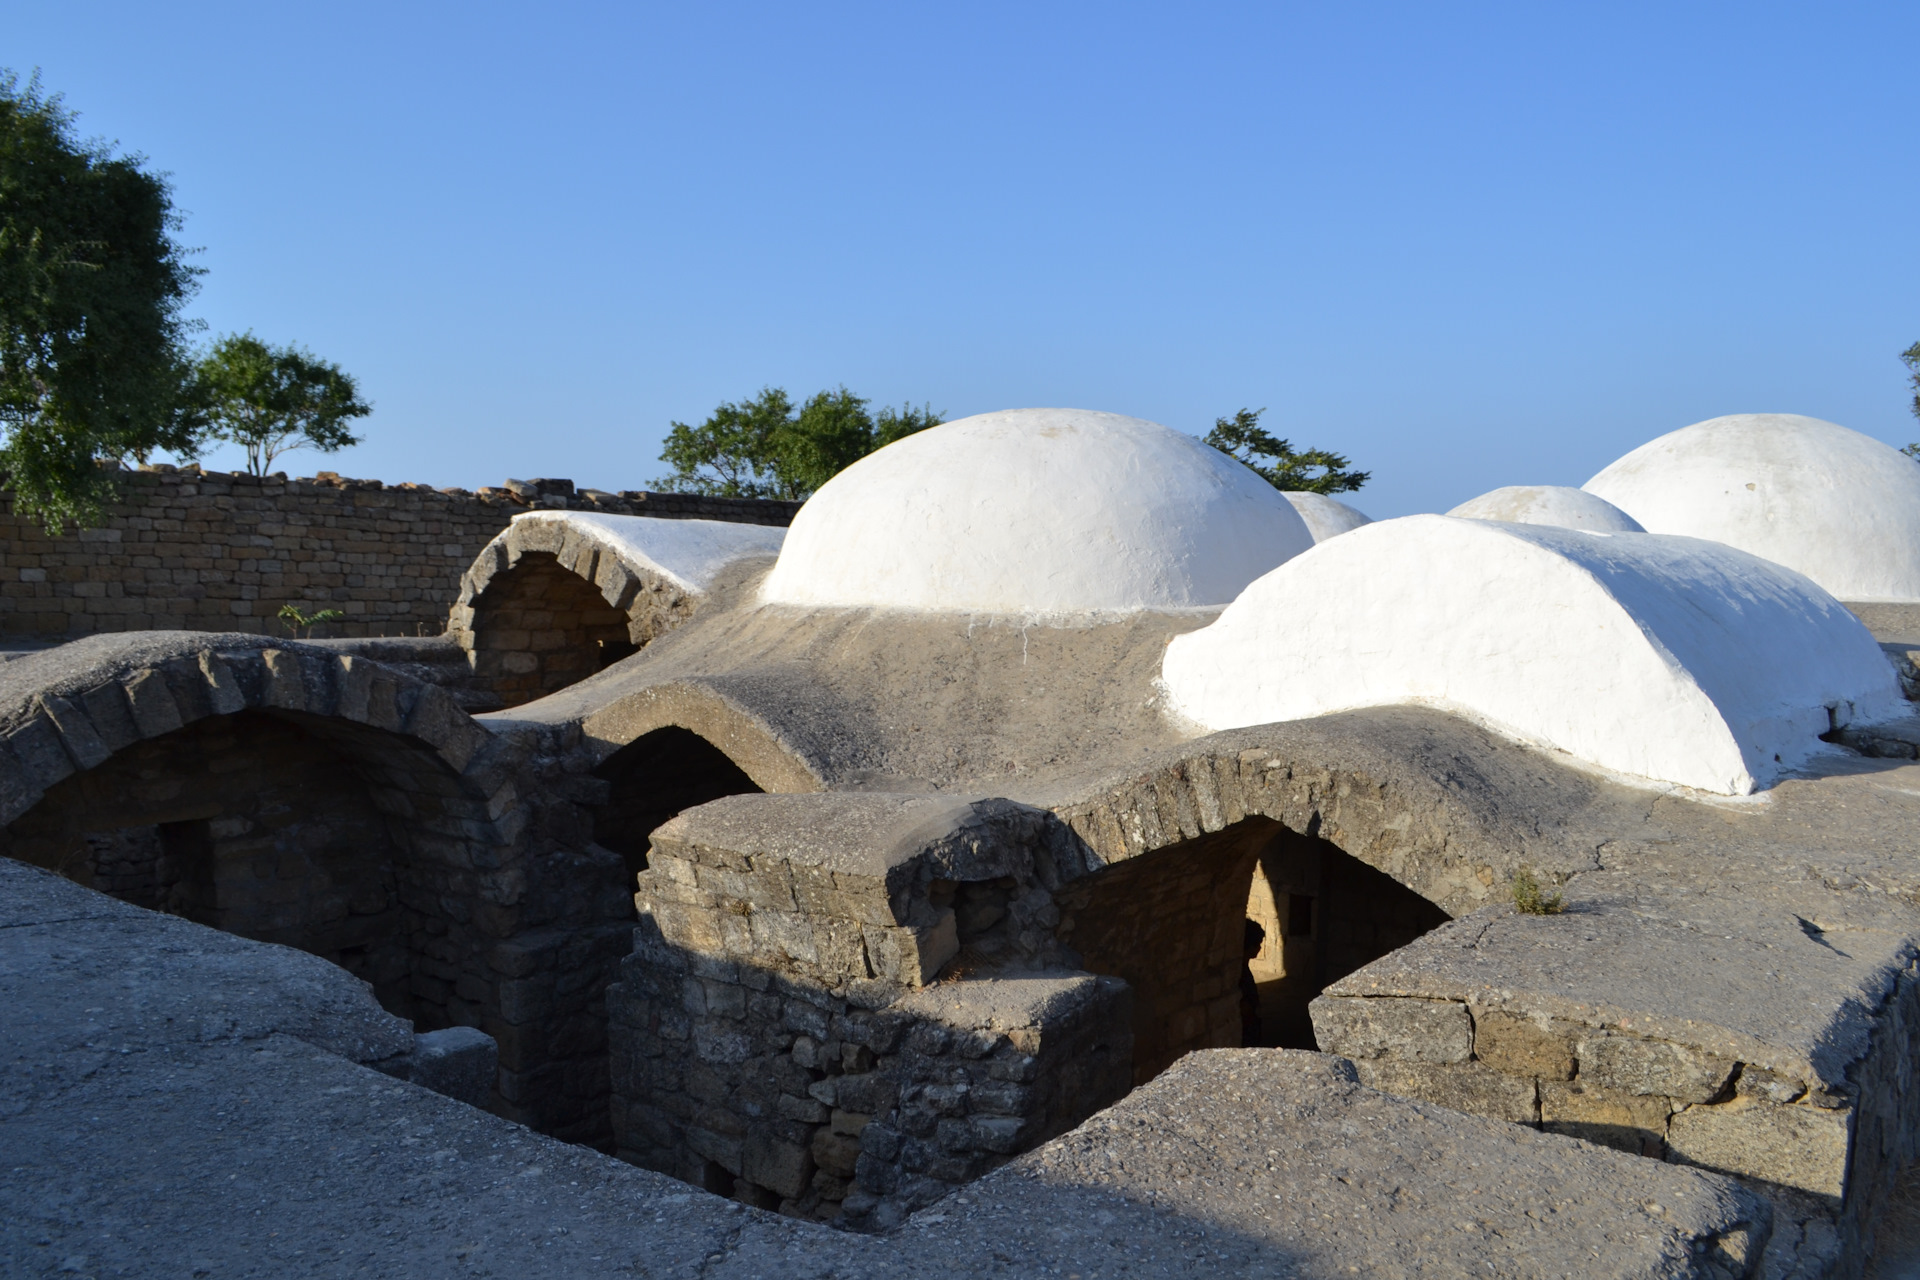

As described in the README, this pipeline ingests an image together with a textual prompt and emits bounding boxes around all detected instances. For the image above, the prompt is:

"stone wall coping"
[651,792,1059,884]
[892,972,1127,1032]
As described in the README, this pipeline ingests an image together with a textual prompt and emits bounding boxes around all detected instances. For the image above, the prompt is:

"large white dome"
[1447,485,1643,533]
[759,408,1316,614]
[1584,414,1920,601]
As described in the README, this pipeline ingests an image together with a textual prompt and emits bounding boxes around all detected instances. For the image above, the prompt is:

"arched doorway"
[466,551,637,707]
[592,727,764,886]
[1243,824,1450,1049]
[1054,817,1450,1084]
[1,709,415,1016]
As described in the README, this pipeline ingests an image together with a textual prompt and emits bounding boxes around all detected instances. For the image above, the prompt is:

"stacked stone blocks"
[0,466,797,641]
[607,794,1133,1225]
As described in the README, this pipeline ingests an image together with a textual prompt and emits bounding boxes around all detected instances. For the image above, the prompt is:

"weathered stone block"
[1352,1059,1538,1124]
[811,1128,862,1177]
[865,911,959,988]
[1311,996,1472,1063]
[1575,1032,1734,1104]
[1471,1009,1573,1081]
[78,682,139,754]
[261,649,308,711]
[36,695,109,769]
[1539,1080,1671,1158]
[1666,1097,1853,1201]
[198,650,246,714]
[122,668,183,738]
[969,1115,1026,1153]
[743,1132,814,1199]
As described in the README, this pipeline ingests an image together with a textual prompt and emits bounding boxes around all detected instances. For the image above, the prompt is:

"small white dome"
[759,408,1315,614]
[1162,516,1902,795]
[1584,414,1920,601]
[1283,491,1373,542]
[1447,485,1644,533]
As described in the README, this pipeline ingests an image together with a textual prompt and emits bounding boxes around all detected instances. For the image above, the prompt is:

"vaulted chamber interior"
[1055,817,1450,1083]
[591,726,765,886]
[465,550,636,707]
[1243,826,1451,1049]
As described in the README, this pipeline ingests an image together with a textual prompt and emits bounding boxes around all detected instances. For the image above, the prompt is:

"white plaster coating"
[1446,485,1644,533]
[759,408,1316,614]
[1584,414,1920,602]
[1162,515,1903,795]
[506,511,785,595]
[1282,491,1373,542]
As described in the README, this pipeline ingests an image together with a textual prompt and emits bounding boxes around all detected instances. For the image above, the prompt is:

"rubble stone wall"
[0,467,798,641]
[608,795,1133,1226]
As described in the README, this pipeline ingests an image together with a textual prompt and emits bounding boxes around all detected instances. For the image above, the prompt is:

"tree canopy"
[193,332,369,476]
[1204,407,1369,494]
[0,71,203,529]
[655,386,941,499]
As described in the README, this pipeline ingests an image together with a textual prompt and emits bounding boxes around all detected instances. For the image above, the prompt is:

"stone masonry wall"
[1053,821,1267,1084]
[0,467,799,641]
[607,795,1133,1226]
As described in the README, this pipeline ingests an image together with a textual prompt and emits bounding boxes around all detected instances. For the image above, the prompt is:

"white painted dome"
[1583,414,1920,601]
[1446,485,1643,533]
[1162,515,1902,795]
[759,408,1316,614]
[1282,491,1373,542]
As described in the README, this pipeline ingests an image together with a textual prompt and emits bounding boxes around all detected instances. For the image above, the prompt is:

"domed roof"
[1447,485,1644,533]
[759,408,1315,614]
[1282,491,1373,542]
[1162,515,1901,795]
[1584,414,1920,601]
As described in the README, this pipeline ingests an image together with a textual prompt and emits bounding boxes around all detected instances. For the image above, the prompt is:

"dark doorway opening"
[1244,826,1451,1049]
[592,727,764,886]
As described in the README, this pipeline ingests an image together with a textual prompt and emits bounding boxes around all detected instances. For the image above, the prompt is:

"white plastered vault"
[507,510,786,595]
[1446,485,1643,533]
[1161,515,1903,795]
[760,408,1315,614]
[1584,413,1920,602]
[1283,491,1373,542]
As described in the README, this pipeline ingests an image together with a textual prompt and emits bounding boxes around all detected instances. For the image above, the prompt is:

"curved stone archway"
[590,726,765,885]
[6,708,421,1013]
[0,642,515,1026]
[0,635,634,1142]
[447,517,707,708]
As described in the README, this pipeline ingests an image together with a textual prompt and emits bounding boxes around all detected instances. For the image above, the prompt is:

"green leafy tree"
[655,385,941,499]
[194,332,369,475]
[1204,407,1369,494]
[0,71,204,530]
[1901,342,1920,460]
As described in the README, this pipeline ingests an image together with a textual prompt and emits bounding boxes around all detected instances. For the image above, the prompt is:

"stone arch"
[581,681,829,797]
[447,517,701,708]
[0,639,520,1032]
[591,726,765,886]
[1047,717,1586,1082]
[0,635,643,1141]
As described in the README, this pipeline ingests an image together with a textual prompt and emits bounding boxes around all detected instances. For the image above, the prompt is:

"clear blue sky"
[7,2,1916,516]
